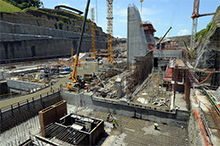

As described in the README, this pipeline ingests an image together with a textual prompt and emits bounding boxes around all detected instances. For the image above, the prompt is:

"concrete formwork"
[135,51,153,85]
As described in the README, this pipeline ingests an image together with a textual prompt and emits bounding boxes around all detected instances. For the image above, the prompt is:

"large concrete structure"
[0,11,108,62]
[127,4,148,67]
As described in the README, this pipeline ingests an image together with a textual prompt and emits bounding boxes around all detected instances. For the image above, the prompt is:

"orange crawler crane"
[66,0,90,91]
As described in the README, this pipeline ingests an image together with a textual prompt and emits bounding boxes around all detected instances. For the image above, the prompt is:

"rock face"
[0,8,109,62]
[194,6,220,70]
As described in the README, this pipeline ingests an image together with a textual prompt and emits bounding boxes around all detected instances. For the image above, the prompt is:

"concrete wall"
[153,50,182,58]
[0,38,107,62]
[90,121,105,145]
[0,20,98,41]
[0,92,62,133]
[135,51,153,85]
[0,12,108,62]
[61,91,189,128]
[188,112,204,146]
[187,90,204,146]
[7,79,42,91]
[127,5,148,66]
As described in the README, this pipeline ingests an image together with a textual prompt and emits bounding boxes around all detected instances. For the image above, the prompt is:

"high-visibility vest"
[112,120,115,124]
[154,123,158,127]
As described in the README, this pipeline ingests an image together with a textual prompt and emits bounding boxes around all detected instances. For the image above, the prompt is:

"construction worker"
[101,116,104,120]
[107,113,111,121]
[154,123,159,130]
[60,83,62,90]
[50,85,52,92]
[86,85,89,92]
[111,118,116,129]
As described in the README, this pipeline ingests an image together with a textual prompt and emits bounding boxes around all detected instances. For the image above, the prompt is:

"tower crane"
[91,8,96,59]
[190,0,215,51]
[104,0,117,66]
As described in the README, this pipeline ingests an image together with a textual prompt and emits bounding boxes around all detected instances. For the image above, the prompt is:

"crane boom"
[157,27,172,49]
[69,0,90,83]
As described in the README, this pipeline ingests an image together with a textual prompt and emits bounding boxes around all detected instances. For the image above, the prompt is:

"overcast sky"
[42,0,219,38]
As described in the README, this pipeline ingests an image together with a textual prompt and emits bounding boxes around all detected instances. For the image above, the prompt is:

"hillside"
[0,0,21,13]
[193,5,220,70]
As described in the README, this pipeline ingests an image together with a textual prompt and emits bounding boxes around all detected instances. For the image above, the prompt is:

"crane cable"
[140,0,143,14]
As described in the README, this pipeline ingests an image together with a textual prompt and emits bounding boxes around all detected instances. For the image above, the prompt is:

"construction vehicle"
[66,0,90,91]
[156,27,172,50]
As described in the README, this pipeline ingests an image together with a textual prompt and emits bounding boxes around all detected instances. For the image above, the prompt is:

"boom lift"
[66,0,90,91]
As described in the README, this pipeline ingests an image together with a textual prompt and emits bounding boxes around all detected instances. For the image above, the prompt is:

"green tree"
[3,0,43,9]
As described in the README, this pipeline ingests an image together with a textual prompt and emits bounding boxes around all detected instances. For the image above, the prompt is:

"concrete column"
[173,65,178,108]
[115,78,122,98]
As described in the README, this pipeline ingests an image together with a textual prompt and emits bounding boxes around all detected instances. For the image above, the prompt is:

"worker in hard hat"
[154,123,159,130]
[101,116,104,121]
[107,113,111,121]
[111,118,116,129]
[50,85,53,92]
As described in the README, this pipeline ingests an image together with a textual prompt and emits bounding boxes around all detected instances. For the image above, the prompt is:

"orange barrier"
[193,89,220,120]
[193,110,212,146]
[197,71,212,85]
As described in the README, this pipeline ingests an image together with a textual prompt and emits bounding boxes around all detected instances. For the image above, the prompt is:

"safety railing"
[0,83,50,100]
[0,87,60,113]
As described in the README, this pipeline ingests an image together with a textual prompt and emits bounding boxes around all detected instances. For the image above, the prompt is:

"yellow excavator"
[66,0,90,91]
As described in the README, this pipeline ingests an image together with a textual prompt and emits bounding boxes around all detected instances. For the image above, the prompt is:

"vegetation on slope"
[3,0,43,10]
[0,0,21,12]
[195,5,220,42]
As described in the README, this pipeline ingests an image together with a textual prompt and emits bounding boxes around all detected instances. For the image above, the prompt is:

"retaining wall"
[187,89,204,146]
[7,79,42,91]
[61,91,189,128]
[1,38,107,62]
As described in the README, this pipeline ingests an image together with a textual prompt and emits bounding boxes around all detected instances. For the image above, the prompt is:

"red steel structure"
[190,0,215,50]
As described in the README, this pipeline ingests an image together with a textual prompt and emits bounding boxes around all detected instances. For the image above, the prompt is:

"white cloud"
[177,29,190,35]
[114,35,122,38]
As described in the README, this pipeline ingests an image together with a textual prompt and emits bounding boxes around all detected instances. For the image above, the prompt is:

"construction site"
[0,0,220,145]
